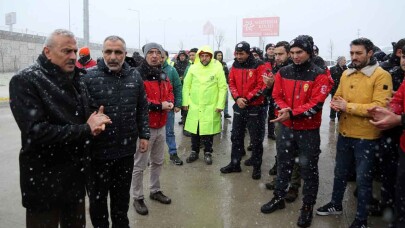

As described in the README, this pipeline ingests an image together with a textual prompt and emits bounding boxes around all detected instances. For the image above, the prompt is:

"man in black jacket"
[82,35,150,228]
[9,29,111,228]
[329,56,347,121]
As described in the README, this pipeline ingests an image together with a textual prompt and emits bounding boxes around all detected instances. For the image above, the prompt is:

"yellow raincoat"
[182,45,228,135]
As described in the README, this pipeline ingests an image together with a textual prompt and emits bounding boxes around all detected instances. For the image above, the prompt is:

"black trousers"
[274,125,321,206]
[26,201,85,228]
[87,155,134,228]
[230,104,266,168]
[191,123,214,153]
[267,98,276,135]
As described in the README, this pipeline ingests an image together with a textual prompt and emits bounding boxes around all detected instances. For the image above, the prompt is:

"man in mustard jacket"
[316,38,393,228]
[182,45,228,165]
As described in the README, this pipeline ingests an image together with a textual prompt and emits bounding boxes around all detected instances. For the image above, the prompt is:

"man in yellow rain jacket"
[182,45,228,165]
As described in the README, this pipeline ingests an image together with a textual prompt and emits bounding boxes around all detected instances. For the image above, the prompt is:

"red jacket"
[229,56,268,106]
[272,61,333,130]
[390,80,405,151]
[75,59,97,69]
[142,73,174,129]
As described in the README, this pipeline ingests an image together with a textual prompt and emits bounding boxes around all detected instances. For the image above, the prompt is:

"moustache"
[67,59,76,65]
[108,60,119,65]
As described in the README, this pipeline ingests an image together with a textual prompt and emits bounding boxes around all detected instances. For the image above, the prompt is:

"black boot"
[269,157,277,176]
[297,204,313,227]
[252,167,261,180]
[220,163,242,173]
[261,196,285,214]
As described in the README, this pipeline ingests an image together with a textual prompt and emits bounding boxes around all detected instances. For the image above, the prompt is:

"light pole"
[128,9,141,50]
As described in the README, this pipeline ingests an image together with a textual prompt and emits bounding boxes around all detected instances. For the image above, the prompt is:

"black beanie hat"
[290,36,313,57]
[189,48,198,53]
[265,43,275,51]
[235,41,250,53]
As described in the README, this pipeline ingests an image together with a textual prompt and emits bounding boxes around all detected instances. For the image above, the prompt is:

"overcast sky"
[1,0,404,60]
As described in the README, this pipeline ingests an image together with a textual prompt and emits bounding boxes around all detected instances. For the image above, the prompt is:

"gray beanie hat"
[142,42,164,55]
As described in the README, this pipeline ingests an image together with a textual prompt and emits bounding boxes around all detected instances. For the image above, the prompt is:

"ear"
[43,47,51,59]
[396,49,402,57]
[367,50,373,59]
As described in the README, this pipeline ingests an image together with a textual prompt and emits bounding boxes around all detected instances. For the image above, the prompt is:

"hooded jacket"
[9,54,92,212]
[82,60,150,160]
[137,60,174,129]
[335,58,392,139]
[272,59,333,130]
[228,54,267,106]
[162,59,182,107]
[182,45,228,135]
[174,50,190,77]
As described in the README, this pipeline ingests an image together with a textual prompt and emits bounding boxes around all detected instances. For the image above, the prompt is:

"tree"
[328,39,334,62]
[178,40,184,50]
[214,29,225,51]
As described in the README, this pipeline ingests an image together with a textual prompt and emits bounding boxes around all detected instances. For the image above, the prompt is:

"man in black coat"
[329,56,347,121]
[82,35,150,228]
[9,29,111,227]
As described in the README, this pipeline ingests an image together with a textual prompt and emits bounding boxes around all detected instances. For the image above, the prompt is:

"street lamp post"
[128,9,141,50]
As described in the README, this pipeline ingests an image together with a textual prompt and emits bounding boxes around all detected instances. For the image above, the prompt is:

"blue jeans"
[165,110,177,155]
[224,90,229,115]
[331,135,378,221]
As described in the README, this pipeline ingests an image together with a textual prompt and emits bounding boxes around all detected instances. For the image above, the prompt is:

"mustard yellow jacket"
[334,64,392,139]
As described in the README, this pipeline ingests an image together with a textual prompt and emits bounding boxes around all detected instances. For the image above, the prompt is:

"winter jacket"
[162,60,182,107]
[335,59,392,140]
[9,54,92,212]
[389,80,405,151]
[174,50,190,78]
[272,60,333,130]
[76,58,97,69]
[329,64,347,96]
[380,54,400,72]
[214,50,230,83]
[182,45,228,135]
[229,55,267,106]
[82,60,150,160]
[389,66,405,91]
[137,61,174,129]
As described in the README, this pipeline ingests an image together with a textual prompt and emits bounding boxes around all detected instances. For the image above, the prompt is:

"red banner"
[242,17,279,37]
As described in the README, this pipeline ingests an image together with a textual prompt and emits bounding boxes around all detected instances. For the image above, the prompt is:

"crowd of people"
[8,28,405,228]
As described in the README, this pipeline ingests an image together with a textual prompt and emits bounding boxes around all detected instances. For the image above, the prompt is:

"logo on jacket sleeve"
[126,83,135,88]
[320,85,327,94]
[304,84,309,92]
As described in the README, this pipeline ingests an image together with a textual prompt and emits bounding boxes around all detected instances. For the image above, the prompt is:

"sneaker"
[252,167,261,180]
[150,191,171,204]
[244,157,253,166]
[349,219,367,228]
[297,204,313,228]
[316,202,343,216]
[170,153,183,166]
[260,196,285,214]
[265,179,276,190]
[285,187,299,203]
[220,163,242,173]
[186,151,199,163]
[204,152,212,165]
[224,114,232,118]
[133,199,148,215]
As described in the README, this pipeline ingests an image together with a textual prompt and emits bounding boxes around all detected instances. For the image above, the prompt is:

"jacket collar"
[37,53,85,80]
[346,57,378,77]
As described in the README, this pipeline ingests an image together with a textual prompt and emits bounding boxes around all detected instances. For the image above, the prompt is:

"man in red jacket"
[220,41,267,180]
[260,35,332,228]
[368,47,405,227]
[132,42,174,216]
[75,46,97,69]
